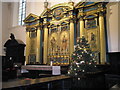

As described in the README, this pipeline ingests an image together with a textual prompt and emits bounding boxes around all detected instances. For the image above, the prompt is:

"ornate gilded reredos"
[23,1,108,65]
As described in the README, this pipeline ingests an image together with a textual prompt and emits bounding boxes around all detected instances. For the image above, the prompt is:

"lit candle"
[50,61,53,66]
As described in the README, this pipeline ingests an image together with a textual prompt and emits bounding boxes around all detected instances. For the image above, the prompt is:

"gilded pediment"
[75,2,98,8]
[84,2,95,6]
[75,2,84,8]
[41,3,74,19]
[24,13,39,23]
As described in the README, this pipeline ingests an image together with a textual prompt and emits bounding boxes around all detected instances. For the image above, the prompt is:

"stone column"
[99,12,106,64]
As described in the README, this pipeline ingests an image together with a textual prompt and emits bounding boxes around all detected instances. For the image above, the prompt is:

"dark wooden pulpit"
[3,33,26,81]
[4,33,26,64]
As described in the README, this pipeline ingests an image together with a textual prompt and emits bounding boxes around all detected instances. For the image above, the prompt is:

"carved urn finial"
[44,0,48,9]
[68,0,74,6]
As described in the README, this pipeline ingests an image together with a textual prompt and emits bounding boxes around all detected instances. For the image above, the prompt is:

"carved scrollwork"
[53,8,64,20]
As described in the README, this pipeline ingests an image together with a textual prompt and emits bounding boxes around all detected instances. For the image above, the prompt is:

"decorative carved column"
[70,19,75,56]
[43,24,48,64]
[26,30,30,64]
[99,12,106,64]
[36,27,41,63]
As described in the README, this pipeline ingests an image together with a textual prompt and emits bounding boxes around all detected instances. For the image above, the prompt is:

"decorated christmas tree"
[68,36,98,77]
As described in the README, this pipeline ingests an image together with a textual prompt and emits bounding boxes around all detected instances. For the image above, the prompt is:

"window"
[18,0,26,25]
